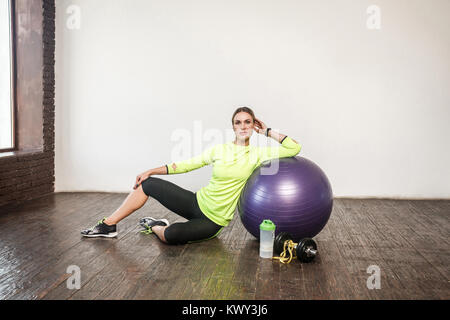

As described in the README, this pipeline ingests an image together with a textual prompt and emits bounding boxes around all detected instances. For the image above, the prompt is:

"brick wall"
[0,0,55,209]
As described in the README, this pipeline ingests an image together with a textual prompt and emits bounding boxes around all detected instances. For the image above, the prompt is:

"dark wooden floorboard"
[0,194,449,300]
[0,193,116,299]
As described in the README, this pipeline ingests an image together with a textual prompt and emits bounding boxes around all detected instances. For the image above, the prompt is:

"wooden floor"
[0,192,448,300]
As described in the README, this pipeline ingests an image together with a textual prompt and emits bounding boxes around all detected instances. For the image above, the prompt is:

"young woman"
[81,107,301,244]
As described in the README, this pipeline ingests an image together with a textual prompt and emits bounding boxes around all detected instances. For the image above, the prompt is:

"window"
[0,0,14,151]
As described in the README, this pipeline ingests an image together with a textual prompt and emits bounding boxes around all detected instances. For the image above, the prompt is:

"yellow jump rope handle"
[272,240,296,264]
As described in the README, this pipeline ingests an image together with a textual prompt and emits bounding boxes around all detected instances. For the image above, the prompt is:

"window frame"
[0,0,17,153]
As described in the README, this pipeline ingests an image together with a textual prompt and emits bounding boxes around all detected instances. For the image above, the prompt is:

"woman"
[81,107,301,244]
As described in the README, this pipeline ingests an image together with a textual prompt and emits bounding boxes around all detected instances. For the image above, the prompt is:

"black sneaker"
[139,217,169,235]
[81,218,118,238]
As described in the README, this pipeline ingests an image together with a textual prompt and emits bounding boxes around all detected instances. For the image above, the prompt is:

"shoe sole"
[158,219,170,227]
[81,232,118,238]
[140,217,170,228]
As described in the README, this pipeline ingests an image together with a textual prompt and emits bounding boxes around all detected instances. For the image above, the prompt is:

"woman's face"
[232,112,254,141]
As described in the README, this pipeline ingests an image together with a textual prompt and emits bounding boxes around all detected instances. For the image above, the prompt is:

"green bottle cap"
[260,219,276,231]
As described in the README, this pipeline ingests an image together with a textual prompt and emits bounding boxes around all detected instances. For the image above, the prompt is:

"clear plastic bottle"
[259,220,276,258]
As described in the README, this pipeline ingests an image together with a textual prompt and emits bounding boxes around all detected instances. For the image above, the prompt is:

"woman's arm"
[254,118,297,144]
[267,130,299,144]
[134,165,167,189]
[147,165,169,175]
[253,118,301,165]
[135,144,216,189]
[267,130,287,144]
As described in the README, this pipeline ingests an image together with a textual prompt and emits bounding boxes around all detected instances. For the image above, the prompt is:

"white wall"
[55,0,450,198]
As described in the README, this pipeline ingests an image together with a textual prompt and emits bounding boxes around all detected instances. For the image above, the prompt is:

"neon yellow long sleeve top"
[166,136,301,227]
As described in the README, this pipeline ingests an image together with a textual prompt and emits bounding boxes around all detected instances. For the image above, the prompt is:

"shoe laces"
[140,225,154,235]
[89,217,107,231]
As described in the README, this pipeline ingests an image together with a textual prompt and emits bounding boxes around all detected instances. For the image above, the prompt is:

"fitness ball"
[238,156,333,242]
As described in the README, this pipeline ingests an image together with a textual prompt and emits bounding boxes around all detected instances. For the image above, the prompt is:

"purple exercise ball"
[238,156,333,242]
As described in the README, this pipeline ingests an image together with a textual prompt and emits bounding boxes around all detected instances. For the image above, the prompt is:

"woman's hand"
[253,118,268,135]
[134,170,152,189]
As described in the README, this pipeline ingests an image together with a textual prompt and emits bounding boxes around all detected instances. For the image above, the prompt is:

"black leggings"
[141,177,224,245]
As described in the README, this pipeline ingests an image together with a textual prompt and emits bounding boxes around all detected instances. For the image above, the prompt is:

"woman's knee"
[136,183,148,197]
[140,176,160,197]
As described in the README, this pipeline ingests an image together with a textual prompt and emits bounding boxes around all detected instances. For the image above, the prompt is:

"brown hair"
[231,106,255,125]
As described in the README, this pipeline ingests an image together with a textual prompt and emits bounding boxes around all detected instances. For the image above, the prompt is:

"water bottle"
[259,220,276,258]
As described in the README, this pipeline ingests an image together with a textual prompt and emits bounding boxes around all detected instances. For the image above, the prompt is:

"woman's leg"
[139,177,202,221]
[162,218,224,245]
[104,176,195,226]
[152,225,169,243]
[138,177,203,242]
[104,184,149,225]
[115,176,223,244]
